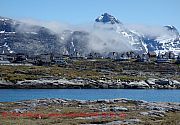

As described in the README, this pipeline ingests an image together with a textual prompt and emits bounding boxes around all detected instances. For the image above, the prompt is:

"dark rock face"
[0,15,180,55]
[94,14,180,54]
[0,16,90,55]
[65,31,90,56]
[0,17,63,55]
[95,13,122,24]
[0,17,16,32]
[164,25,179,36]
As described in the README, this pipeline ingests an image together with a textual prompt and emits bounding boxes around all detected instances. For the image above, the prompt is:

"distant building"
[136,54,150,62]
[87,52,103,59]
[156,53,171,63]
[52,54,67,65]
[27,55,39,65]
[0,60,10,64]
[109,52,118,60]
[0,54,16,62]
[38,53,52,65]
[13,53,28,63]
[128,51,136,59]
[164,52,175,59]
[175,55,180,64]
[115,53,129,61]
[0,54,7,61]
[147,52,157,58]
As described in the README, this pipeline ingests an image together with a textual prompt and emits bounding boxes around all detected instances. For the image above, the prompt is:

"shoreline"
[0,61,180,89]
[1,87,180,89]
[1,78,180,89]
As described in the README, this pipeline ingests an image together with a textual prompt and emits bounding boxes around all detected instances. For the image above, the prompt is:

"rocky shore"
[0,98,180,124]
[0,77,180,89]
[0,60,180,89]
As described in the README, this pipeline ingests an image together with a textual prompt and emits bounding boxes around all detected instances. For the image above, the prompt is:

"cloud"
[19,19,71,33]
[16,17,180,56]
[17,19,133,54]
[126,24,175,38]
[16,18,178,55]
[88,25,133,53]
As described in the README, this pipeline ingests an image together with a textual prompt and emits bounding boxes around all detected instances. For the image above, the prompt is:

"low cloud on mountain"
[19,19,133,53]
[126,24,177,38]
[8,13,179,55]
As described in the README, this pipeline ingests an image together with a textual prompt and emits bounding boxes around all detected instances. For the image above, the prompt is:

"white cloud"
[126,24,175,38]
[17,19,133,53]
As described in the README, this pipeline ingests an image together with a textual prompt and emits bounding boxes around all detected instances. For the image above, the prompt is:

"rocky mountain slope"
[0,14,180,55]
[95,13,180,55]
[0,16,64,55]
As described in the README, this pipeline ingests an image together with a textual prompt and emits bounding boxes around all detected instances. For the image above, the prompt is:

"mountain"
[0,16,66,55]
[65,31,90,56]
[0,16,90,56]
[0,14,180,56]
[94,13,180,55]
[141,25,180,54]
[95,13,122,24]
[164,25,179,36]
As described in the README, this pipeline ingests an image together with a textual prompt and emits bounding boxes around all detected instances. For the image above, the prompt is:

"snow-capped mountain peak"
[0,15,180,55]
[164,25,179,36]
[94,13,180,55]
[95,13,122,24]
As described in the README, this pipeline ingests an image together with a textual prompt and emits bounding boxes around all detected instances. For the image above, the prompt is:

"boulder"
[140,110,166,117]
[124,119,141,124]
[106,120,123,125]
[146,78,156,85]
[111,106,128,112]
[11,108,34,113]
[129,81,150,88]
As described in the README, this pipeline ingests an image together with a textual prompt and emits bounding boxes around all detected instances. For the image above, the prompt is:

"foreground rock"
[0,98,180,125]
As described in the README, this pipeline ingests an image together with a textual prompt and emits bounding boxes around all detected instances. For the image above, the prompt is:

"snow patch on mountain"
[0,14,179,55]
[95,13,180,54]
[1,42,14,53]
[0,31,5,33]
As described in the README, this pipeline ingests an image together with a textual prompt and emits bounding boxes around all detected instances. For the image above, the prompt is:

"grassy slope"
[0,59,179,83]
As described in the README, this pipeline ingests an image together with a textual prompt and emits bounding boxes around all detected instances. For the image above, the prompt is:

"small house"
[87,52,103,59]
[128,51,136,59]
[38,53,52,65]
[0,54,7,61]
[52,54,67,65]
[0,60,10,65]
[175,55,180,64]
[27,55,39,65]
[156,53,171,63]
[0,54,16,62]
[136,54,150,62]
[164,52,175,59]
[115,53,129,61]
[147,52,157,58]
[108,52,118,60]
[13,53,28,63]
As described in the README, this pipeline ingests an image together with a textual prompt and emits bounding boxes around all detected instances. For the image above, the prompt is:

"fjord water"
[0,89,179,102]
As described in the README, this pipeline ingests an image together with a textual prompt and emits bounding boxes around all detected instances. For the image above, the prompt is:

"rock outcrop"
[1,77,180,89]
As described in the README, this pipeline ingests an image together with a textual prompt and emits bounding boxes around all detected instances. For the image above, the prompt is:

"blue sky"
[0,0,180,30]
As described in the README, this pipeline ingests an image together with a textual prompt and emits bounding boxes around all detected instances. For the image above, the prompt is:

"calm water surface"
[0,89,179,102]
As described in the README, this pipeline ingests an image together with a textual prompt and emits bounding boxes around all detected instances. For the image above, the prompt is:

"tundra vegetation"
[0,98,179,125]
[0,59,179,83]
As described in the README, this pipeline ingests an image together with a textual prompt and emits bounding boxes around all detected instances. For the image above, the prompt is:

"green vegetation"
[0,59,180,83]
[113,76,147,82]
[0,100,179,125]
